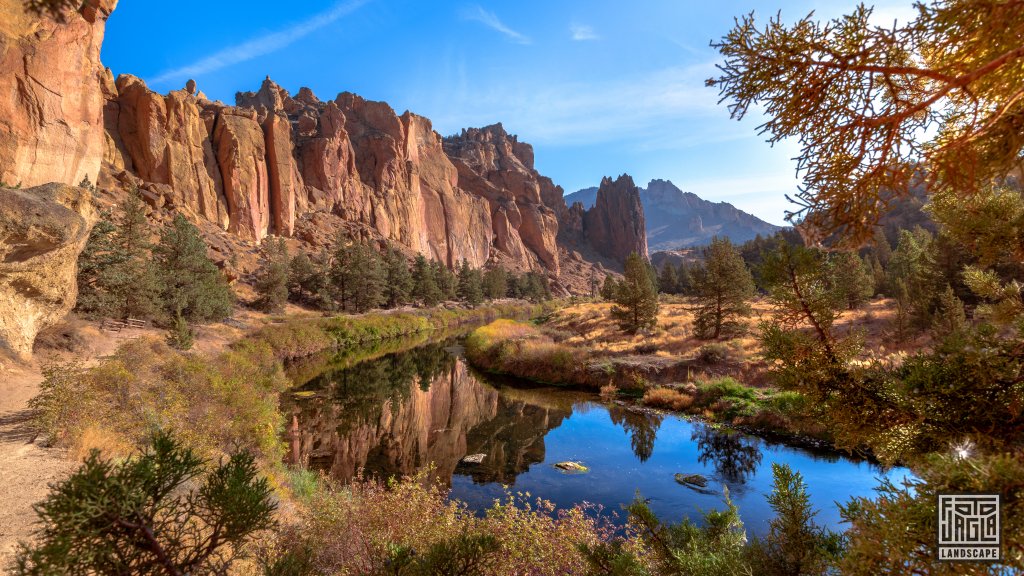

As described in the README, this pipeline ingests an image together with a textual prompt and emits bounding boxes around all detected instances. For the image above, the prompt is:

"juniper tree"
[154,214,233,323]
[826,251,874,310]
[611,253,659,334]
[710,1,1024,245]
[15,431,275,576]
[253,238,289,313]
[691,238,755,339]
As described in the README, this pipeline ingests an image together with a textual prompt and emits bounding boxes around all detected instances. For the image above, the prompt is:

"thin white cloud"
[462,5,531,45]
[570,23,599,41]
[149,0,369,86]
[427,61,723,146]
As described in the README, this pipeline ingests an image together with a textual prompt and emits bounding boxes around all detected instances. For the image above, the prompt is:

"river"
[282,338,909,537]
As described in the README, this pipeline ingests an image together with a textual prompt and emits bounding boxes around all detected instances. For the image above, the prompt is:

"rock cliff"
[0,0,652,311]
[0,183,96,360]
[0,0,117,188]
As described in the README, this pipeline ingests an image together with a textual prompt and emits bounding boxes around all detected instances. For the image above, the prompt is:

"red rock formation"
[583,175,648,263]
[0,0,116,187]
[443,124,561,274]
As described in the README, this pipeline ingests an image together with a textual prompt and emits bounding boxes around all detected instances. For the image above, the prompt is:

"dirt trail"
[0,361,74,568]
[0,309,286,569]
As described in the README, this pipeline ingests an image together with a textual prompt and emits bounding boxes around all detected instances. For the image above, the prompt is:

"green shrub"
[15,431,275,575]
[698,343,730,364]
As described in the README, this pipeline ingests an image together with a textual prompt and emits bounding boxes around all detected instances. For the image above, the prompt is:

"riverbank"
[464,316,833,445]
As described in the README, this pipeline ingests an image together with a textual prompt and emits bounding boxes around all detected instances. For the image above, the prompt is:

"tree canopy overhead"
[709,1,1024,246]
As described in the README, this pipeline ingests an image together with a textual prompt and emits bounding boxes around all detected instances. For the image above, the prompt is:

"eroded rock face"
[0,0,117,187]
[583,175,648,263]
[443,124,561,274]
[0,184,96,360]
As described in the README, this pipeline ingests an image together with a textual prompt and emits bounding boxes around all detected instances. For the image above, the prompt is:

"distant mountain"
[564,179,783,250]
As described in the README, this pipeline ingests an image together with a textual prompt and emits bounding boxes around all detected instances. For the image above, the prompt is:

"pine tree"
[154,214,233,323]
[600,274,618,301]
[482,267,508,300]
[348,243,386,313]
[931,284,968,342]
[456,259,484,307]
[412,255,442,306]
[383,245,413,308]
[691,238,755,339]
[657,264,678,294]
[520,272,550,303]
[827,251,874,310]
[611,253,660,334]
[676,262,694,295]
[254,237,289,313]
[433,261,457,301]
[287,251,316,304]
[75,212,119,317]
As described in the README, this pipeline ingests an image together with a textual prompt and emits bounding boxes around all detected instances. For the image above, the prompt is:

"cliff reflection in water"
[284,342,575,485]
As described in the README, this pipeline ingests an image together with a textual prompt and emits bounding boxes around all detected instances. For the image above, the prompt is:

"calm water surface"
[283,339,909,536]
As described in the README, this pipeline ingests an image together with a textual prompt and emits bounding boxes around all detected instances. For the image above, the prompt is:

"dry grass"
[642,387,694,411]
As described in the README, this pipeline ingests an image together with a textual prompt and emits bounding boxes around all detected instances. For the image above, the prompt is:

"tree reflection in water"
[607,405,664,462]
[692,425,762,484]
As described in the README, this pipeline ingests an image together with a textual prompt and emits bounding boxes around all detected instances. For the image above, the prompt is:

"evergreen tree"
[519,272,550,303]
[75,212,119,317]
[433,261,457,301]
[287,251,316,304]
[657,263,679,294]
[600,274,618,301]
[75,190,164,321]
[412,255,442,306]
[827,251,874,310]
[691,238,755,339]
[931,284,968,342]
[383,244,413,308]
[327,235,353,311]
[482,266,508,300]
[887,228,941,330]
[456,259,484,307]
[676,262,695,295]
[166,313,194,351]
[611,253,660,334]
[253,237,289,313]
[154,214,233,323]
[345,243,386,313]
[15,432,275,575]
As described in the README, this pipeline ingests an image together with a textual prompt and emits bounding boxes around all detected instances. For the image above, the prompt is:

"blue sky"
[101,1,916,226]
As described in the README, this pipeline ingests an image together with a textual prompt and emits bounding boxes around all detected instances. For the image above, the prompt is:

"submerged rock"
[554,461,589,473]
[462,453,487,464]
[674,473,708,488]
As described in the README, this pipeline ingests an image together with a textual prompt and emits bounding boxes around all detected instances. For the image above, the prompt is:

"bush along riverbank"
[464,319,832,448]
[30,301,555,466]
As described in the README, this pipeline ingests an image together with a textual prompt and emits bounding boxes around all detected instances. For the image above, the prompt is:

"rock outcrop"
[559,175,648,263]
[443,124,561,274]
[0,183,96,360]
[0,0,117,188]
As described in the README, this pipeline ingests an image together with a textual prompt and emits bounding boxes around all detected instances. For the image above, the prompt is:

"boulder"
[674,473,709,488]
[554,461,589,473]
[0,183,97,360]
[462,453,487,464]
